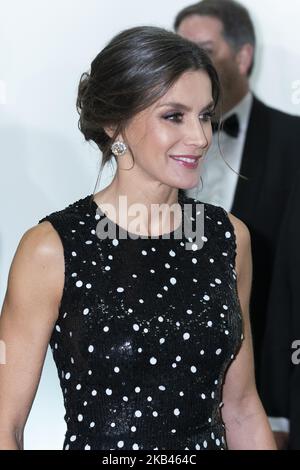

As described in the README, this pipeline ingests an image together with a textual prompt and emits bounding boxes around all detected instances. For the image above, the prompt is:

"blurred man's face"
[178,15,243,113]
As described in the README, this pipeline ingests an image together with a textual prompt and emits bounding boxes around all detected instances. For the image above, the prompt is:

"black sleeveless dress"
[38,192,243,450]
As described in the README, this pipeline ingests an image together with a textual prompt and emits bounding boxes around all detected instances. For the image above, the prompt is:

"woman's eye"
[163,110,215,123]
[200,111,215,122]
[163,112,183,123]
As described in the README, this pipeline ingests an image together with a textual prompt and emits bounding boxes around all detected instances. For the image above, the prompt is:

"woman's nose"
[183,120,211,149]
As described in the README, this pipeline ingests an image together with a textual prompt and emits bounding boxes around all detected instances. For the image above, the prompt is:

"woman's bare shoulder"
[20,220,63,258]
[6,221,65,312]
[227,212,251,248]
[227,212,252,278]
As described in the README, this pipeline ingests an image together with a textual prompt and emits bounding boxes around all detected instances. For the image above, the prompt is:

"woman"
[0,26,275,450]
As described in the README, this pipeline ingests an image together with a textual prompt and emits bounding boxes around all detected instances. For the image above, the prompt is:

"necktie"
[212,113,239,138]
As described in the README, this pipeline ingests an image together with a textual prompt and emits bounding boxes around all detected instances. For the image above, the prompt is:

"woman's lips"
[169,154,202,169]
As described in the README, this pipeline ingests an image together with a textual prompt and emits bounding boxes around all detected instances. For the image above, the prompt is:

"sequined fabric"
[38,192,243,450]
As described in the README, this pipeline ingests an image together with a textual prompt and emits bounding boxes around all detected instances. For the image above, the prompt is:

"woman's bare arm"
[0,222,64,449]
[221,214,277,450]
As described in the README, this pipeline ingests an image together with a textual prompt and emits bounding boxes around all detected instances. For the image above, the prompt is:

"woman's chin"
[161,174,201,192]
[178,177,200,191]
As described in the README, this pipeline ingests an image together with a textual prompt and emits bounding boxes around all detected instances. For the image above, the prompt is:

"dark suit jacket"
[230,96,300,392]
[260,167,300,449]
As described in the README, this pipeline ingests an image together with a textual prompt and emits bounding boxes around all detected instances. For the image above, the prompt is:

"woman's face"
[120,70,214,190]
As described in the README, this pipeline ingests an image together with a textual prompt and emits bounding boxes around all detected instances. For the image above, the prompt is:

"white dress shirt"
[186,92,253,212]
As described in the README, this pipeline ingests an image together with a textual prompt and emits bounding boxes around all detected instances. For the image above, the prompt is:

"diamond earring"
[111,141,127,157]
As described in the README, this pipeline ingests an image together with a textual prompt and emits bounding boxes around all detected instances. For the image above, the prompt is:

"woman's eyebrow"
[157,100,215,112]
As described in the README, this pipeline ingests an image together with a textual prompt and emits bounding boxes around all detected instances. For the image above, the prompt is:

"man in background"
[261,168,300,449]
[174,0,300,447]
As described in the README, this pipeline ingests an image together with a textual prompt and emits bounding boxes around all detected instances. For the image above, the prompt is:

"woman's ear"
[103,126,116,139]
[103,126,125,145]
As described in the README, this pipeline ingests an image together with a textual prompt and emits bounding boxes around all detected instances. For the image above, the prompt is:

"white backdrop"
[0,0,300,449]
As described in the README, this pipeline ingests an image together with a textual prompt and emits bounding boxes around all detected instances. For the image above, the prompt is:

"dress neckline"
[89,192,187,240]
